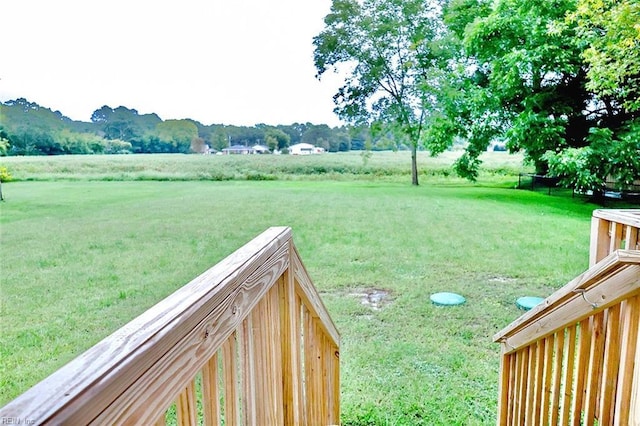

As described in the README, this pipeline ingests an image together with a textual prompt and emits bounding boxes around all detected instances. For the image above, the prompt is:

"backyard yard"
[0,152,605,424]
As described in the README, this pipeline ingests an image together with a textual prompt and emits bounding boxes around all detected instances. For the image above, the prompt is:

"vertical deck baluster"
[313,319,324,425]
[600,303,622,424]
[524,344,536,425]
[584,312,606,426]
[515,347,529,425]
[550,330,565,425]
[202,352,220,426]
[298,295,308,426]
[0,228,341,426]
[615,295,640,425]
[222,331,241,426]
[559,325,577,425]
[589,218,611,266]
[531,338,545,425]
[610,222,624,253]
[254,290,269,424]
[510,349,520,425]
[541,335,554,424]
[243,299,259,425]
[330,339,341,425]
[630,317,640,426]
[316,321,331,419]
[265,284,284,425]
[572,318,591,425]
[506,349,517,425]
[625,224,639,250]
[303,305,316,424]
[279,272,303,425]
[497,345,512,424]
[176,379,197,426]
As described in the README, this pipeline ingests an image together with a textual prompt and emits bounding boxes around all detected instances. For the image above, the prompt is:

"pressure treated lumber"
[0,227,340,426]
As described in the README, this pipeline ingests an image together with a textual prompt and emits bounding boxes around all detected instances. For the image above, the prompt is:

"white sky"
[0,0,346,127]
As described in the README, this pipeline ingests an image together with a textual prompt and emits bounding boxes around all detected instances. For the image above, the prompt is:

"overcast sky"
[1,0,346,126]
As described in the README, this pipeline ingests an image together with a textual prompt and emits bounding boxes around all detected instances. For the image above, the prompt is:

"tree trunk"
[411,144,419,186]
[0,180,3,201]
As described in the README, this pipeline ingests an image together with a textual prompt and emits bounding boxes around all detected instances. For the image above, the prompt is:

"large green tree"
[263,127,291,151]
[432,0,640,193]
[430,0,588,177]
[314,0,446,185]
[543,0,640,194]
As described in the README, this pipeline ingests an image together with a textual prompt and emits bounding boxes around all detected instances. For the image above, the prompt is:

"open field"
[0,150,530,183]
[0,153,607,424]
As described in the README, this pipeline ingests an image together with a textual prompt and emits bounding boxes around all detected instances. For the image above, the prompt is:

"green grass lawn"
[0,153,605,424]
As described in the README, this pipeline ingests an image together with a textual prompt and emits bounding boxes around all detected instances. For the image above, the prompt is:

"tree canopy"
[543,0,640,193]
[424,0,639,191]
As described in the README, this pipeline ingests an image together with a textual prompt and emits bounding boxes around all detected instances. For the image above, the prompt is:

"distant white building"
[222,145,254,154]
[289,143,324,155]
[252,144,271,154]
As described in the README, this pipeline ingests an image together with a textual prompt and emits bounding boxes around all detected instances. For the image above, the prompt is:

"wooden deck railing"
[590,209,640,266]
[0,227,340,425]
[494,210,640,425]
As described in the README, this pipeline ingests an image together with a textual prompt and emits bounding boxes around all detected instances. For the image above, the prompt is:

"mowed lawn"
[0,177,598,424]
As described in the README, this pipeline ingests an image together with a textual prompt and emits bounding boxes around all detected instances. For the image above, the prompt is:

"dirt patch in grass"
[487,275,518,284]
[348,287,393,310]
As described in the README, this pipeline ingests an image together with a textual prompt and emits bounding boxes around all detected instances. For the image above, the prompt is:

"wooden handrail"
[494,250,640,353]
[0,227,340,425]
[494,210,640,426]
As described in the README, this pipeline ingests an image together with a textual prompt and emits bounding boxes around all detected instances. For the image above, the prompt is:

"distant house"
[222,145,255,155]
[289,143,322,155]
[252,144,271,154]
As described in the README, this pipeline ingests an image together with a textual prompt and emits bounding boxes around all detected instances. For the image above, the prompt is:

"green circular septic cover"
[516,296,544,310]
[430,292,466,306]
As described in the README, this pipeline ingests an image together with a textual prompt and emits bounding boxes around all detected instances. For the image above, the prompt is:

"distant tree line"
[0,98,413,157]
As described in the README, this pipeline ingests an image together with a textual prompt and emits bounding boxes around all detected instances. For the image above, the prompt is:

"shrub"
[0,166,12,182]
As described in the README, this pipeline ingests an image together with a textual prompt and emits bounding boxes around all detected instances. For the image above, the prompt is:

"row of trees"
[0,99,408,157]
[314,0,639,190]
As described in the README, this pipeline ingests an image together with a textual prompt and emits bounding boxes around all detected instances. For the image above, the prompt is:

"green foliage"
[154,119,199,153]
[439,0,586,174]
[545,122,640,193]
[1,99,382,157]
[0,166,12,182]
[0,136,9,157]
[570,0,640,112]
[91,105,161,142]
[314,0,448,184]
[0,97,439,160]
[302,124,335,151]
[434,0,640,191]
[264,127,291,151]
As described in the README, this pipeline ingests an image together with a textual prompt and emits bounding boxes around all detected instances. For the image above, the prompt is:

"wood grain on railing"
[0,227,340,425]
